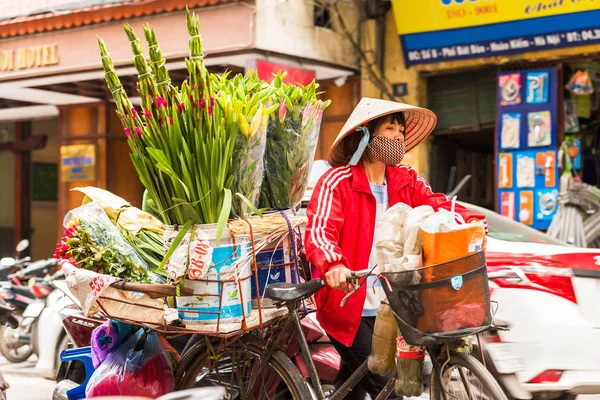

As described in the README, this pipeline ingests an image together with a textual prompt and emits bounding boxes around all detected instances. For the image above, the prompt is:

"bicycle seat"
[264,279,325,303]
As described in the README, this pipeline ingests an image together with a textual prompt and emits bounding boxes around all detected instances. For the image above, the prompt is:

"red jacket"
[304,163,486,346]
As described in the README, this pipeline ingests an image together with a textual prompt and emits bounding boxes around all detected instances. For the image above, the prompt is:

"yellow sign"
[392,0,600,35]
[0,44,59,72]
[60,144,96,182]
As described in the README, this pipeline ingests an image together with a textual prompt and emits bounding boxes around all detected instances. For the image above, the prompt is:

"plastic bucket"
[251,233,300,308]
[174,225,252,324]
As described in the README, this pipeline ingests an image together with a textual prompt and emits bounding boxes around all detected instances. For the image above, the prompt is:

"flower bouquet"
[73,187,167,274]
[55,202,151,283]
[211,72,276,216]
[99,10,275,241]
[260,74,330,209]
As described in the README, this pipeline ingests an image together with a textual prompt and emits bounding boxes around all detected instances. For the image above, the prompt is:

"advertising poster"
[498,73,522,106]
[496,68,559,230]
[500,113,521,149]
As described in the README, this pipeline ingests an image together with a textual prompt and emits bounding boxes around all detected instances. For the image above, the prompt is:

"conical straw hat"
[328,97,437,165]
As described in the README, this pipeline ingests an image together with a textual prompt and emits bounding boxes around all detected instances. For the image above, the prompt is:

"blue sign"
[401,9,600,66]
[496,68,560,230]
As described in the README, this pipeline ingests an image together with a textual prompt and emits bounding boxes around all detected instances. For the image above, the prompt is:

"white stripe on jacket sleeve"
[311,167,352,264]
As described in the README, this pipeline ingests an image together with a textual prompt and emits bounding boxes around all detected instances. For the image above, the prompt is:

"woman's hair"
[330,112,405,167]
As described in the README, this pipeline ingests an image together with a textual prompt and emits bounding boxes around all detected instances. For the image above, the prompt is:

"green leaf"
[158,220,192,271]
[234,192,263,217]
[215,188,232,245]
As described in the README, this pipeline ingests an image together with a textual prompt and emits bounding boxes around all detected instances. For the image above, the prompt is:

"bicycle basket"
[380,251,491,347]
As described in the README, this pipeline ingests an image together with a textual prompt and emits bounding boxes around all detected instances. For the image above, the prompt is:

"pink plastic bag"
[86,328,174,398]
[435,303,487,332]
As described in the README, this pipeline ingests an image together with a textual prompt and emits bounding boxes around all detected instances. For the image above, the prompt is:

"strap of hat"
[348,126,370,166]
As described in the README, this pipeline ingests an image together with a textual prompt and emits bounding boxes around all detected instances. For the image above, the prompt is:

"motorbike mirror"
[0,257,15,267]
[16,239,30,253]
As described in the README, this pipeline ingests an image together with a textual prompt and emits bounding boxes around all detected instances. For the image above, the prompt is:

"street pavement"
[0,356,54,400]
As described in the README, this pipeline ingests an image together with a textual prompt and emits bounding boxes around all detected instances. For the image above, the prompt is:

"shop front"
[0,0,359,257]
[388,0,600,230]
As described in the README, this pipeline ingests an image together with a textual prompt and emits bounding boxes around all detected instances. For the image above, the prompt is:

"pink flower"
[210,97,215,107]
[188,94,194,101]
[208,106,213,116]
[135,126,142,136]
[302,102,314,126]
[65,227,77,238]
[143,109,152,119]
[278,99,287,123]
[169,117,174,126]
[199,98,206,109]
[130,107,138,118]
[124,128,131,137]
[156,96,167,108]
[178,102,185,114]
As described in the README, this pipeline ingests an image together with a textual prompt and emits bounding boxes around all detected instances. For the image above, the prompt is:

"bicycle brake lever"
[340,285,359,308]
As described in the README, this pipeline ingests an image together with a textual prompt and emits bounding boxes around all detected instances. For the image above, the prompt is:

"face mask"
[367,135,406,165]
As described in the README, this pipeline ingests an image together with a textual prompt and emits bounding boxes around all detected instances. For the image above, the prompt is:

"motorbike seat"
[264,279,325,303]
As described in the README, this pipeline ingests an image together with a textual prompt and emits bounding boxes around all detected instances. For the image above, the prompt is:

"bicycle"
[175,251,508,400]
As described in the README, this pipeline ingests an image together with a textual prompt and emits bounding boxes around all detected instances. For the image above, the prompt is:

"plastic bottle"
[367,304,398,376]
[394,331,425,397]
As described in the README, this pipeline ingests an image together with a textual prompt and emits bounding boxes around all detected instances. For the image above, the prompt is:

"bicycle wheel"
[178,334,313,400]
[430,352,508,400]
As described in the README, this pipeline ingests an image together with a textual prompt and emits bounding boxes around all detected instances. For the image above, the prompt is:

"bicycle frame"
[286,303,398,400]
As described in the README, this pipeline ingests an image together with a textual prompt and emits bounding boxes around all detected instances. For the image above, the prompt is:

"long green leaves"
[98,10,329,243]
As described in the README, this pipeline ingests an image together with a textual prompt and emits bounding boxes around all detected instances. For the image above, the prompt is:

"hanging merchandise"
[564,136,583,171]
[566,70,594,95]
[575,94,592,119]
[564,100,580,133]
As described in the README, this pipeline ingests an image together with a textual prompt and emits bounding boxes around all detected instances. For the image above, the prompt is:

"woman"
[304,98,486,398]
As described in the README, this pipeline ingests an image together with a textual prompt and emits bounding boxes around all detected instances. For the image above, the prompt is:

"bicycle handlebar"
[345,269,374,282]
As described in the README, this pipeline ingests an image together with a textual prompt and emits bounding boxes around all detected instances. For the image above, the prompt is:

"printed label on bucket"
[164,226,213,282]
[251,236,299,302]
[176,241,252,323]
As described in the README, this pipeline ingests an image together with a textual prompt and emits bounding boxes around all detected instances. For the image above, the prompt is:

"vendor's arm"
[304,169,351,289]
[407,167,488,233]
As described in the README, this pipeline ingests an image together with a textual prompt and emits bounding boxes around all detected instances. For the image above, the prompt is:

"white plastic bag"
[63,263,166,324]
[375,203,434,273]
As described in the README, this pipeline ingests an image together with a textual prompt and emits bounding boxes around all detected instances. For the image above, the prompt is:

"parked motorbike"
[0,239,31,283]
[0,255,59,363]
[35,278,80,379]
[0,300,19,400]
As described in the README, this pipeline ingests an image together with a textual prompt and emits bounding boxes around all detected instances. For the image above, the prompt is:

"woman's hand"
[325,266,352,292]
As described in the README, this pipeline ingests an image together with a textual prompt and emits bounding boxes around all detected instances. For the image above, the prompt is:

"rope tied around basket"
[241,218,263,328]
